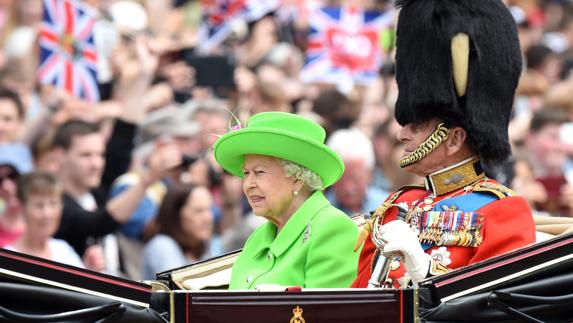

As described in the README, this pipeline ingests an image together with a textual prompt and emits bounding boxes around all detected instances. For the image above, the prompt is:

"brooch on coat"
[430,246,452,266]
[303,221,311,243]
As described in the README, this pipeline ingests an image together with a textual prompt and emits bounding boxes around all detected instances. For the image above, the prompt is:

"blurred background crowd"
[0,0,573,281]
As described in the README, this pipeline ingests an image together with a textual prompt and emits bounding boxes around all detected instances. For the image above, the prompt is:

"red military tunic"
[352,160,536,288]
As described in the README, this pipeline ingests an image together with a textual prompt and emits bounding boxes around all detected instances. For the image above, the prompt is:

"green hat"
[214,112,344,188]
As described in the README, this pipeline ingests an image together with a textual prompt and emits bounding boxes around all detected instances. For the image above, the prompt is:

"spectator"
[526,44,562,86]
[0,143,33,247]
[312,89,360,139]
[6,171,83,268]
[326,127,389,216]
[0,87,24,143]
[112,107,201,242]
[509,155,549,214]
[184,99,230,152]
[372,119,404,192]
[29,125,60,173]
[522,108,571,216]
[142,184,221,279]
[110,133,192,280]
[52,119,177,272]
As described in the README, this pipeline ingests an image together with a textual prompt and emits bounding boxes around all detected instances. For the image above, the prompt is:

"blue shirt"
[142,234,223,280]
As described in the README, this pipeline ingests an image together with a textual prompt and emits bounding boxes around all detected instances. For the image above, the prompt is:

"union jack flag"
[300,5,394,87]
[39,0,99,102]
[197,0,279,54]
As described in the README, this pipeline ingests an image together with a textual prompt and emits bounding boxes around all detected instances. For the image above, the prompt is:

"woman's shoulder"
[48,239,84,268]
[145,234,181,251]
[48,238,78,252]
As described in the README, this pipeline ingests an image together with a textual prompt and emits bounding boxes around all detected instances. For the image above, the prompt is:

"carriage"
[1,227,572,323]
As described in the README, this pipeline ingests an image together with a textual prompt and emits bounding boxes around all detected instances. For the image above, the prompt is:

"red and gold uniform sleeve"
[351,188,427,288]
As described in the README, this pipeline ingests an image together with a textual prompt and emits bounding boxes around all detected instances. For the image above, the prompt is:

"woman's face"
[0,165,19,211]
[180,186,214,242]
[242,155,297,224]
[0,98,22,144]
[23,193,62,240]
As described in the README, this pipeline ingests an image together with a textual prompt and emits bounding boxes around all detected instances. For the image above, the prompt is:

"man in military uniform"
[352,0,536,288]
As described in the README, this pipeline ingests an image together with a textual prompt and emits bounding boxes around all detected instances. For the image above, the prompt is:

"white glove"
[379,220,430,284]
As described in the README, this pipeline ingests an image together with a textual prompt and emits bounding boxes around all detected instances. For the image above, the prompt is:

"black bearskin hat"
[394,0,522,166]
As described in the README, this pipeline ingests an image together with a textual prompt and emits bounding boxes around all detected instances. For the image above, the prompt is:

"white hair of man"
[281,160,325,192]
[326,128,375,169]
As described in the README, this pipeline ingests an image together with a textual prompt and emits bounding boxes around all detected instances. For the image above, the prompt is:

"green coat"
[229,191,360,289]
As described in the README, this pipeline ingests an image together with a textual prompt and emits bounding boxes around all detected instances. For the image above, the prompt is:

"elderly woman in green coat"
[214,111,360,289]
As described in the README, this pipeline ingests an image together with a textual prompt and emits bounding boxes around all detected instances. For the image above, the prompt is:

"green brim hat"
[214,112,344,188]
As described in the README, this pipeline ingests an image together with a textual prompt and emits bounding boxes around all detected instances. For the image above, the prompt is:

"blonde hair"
[281,160,324,191]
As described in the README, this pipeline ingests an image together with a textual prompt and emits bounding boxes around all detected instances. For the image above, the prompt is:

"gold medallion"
[290,306,306,323]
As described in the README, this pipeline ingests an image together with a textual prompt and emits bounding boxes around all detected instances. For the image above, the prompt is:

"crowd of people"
[0,0,571,284]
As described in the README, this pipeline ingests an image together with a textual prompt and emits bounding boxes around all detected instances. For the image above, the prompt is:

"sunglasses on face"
[0,168,19,185]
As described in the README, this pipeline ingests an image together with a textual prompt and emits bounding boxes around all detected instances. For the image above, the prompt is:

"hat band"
[399,123,450,168]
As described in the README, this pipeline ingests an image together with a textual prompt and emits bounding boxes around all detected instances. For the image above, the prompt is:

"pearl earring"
[293,190,299,196]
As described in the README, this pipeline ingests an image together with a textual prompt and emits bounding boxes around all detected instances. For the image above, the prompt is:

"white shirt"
[6,238,85,268]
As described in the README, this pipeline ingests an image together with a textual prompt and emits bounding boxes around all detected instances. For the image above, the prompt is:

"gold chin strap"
[399,123,451,168]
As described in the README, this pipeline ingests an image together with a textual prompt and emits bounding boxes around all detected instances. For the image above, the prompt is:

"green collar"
[252,191,331,258]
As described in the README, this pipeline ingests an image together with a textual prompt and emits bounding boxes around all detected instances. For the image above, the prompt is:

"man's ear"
[445,127,467,156]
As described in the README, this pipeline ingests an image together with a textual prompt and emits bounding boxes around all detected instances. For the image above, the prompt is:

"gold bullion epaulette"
[353,184,424,251]
[471,180,517,199]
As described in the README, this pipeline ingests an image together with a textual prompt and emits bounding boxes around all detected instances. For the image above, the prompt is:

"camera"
[179,49,236,88]
[180,154,199,168]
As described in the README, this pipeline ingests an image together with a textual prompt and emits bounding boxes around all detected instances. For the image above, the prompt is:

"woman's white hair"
[281,160,324,192]
[327,128,375,169]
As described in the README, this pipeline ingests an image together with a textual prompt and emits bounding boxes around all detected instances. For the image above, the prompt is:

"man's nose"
[396,126,409,142]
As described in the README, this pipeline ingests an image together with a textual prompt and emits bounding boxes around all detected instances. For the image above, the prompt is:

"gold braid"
[354,190,404,252]
[399,123,451,168]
